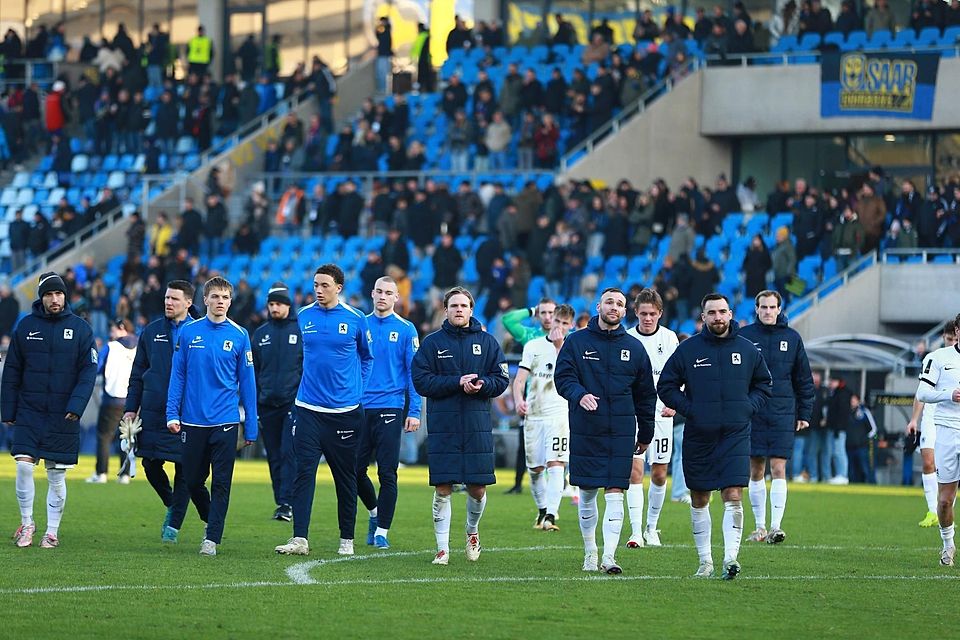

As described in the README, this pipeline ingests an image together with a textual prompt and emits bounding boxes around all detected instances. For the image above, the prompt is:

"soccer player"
[275,264,373,557]
[88,318,138,484]
[555,288,657,575]
[658,293,772,580]
[166,276,258,556]
[739,290,814,545]
[625,288,680,547]
[358,276,421,549]
[2,272,97,548]
[914,315,960,566]
[513,303,575,532]
[124,280,209,543]
[251,282,303,522]
[907,320,957,528]
[502,298,555,494]
[412,287,509,565]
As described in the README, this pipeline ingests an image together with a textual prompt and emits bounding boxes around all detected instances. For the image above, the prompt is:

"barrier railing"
[786,251,877,318]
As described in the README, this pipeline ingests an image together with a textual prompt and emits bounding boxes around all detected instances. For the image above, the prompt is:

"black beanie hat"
[38,271,66,298]
[267,282,292,307]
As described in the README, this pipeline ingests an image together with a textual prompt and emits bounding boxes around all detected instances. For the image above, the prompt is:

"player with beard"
[657,293,772,580]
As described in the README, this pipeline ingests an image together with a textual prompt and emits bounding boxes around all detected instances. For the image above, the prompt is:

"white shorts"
[524,415,570,468]
[636,417,674,464]
[920,424,936,451]
[935,425,960,484]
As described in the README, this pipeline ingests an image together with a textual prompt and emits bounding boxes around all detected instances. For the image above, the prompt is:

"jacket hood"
[187,304,202,320]
[31,299,73,319]
[442,317,483,335]
[700,321,741,343]
[586,315,627,338]
[116,334,139,348]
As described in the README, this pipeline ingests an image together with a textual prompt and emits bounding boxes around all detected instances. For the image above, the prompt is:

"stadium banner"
[820,51,940,120]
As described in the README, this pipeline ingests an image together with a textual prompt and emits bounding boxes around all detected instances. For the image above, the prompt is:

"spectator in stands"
[87,187,120,222]
[634,9,661,41]
[770,0,800,46]
[204,193,228,255]
[126,211,145,258]
[736,177,761,213]
[835,0,862,34]
[728,20,756,56]
[412,23,433,93]
[177,197,202,255]
[667,212,696,263]
[447,15,476,53]
[582,33,611,65]
[150,212,173,258]
[499,64,523,125]
[553,13,579,45]
[917,186,948,247]
[149,89,178,156]
[256,74,278,115]
[376,16,393,94]
[381,227,410,273]
[187,25,213,77]
[831,205,865,269]
[743,233,773,298]
[447,109,472,172]
[793,192,824,258]
[275,183,305,235]
[804,0,834,35]
[704,21,729,58]
[441,73,468,120]
[771,226,796,299]
[432,233,463,295]
[0,284,19,341]
[845,394,876,484]
[189,92,213,151]
[236,34,261,83]
[9,208,29,272]
[948,0,960,28]
[146,24,169,91]
[485,111,512,170]
[864,0,897,35]
[854,181,886,251]
[28,211,51,258]
[520,67,545,113]
[911,0,945,33]
[895,179,921,222]
[516,112,536,170]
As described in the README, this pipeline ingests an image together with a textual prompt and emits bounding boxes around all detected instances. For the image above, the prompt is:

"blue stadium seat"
[844,30,868,50]
[823,32,845,48]
[798,33,822,50]
[944,26,960,45]
[916,27,941,47]
[772,35,798,52]
[868,30,892,48]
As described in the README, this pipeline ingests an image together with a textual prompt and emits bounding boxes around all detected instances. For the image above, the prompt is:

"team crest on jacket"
[63,328,73,340]
[90,348,98,364]
[473,344,482,355]
[500,362,509,377]
[389,331,399,342]
[732,353,742,365]
[780,341,788,351]
[620,349,630,361]
[288,334,298,344]
[223,340,233,351]
[338,323,349,334]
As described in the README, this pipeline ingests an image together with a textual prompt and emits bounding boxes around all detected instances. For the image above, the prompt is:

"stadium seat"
[892,29,916,48]
[916,27,941,47]
[844,30,868,50]
[944,26,960,45]
[823,32,845,48]
[798,33,822,50]
[868,30,893,48]
[11,172,29,188]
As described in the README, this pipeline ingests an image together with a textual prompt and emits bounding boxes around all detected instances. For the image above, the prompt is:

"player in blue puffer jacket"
[658,293,772,581]
[555,287,657,575]
[412,287,509,566]
[2,272,97,549]
[123,279,208,543]
[738,290,814,545]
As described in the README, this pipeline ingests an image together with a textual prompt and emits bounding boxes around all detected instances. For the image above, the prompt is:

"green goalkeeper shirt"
[501,307,545,345]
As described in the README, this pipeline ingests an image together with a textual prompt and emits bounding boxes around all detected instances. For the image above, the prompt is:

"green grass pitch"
[0,456,956,639]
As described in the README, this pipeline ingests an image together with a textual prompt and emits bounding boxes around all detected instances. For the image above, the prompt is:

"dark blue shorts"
[11,416,80,465]
[750,425,795,459]
[682,423,750,492]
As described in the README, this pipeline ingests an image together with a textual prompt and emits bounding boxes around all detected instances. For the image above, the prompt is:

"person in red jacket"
[45,80,68,138]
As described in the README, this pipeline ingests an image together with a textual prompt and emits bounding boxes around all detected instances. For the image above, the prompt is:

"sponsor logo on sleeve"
[245,350,254,366]
[412,336,420,351]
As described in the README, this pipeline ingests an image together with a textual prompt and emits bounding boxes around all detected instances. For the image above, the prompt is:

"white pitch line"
[0,544,954,596]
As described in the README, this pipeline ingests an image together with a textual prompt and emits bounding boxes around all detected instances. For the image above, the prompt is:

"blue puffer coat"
[739,314,814,458]
[412,318,509,486]
[555,317,657,490]
[657,324,773,491]
[1,300,97,464]
[124,306,201,462]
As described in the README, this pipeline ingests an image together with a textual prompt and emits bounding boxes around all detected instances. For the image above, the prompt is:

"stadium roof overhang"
[804,334,915,373]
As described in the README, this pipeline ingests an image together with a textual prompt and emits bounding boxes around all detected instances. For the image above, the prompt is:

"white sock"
[748,479,767,530]
[601,492,624,559]
[626,483,644,536]
[722,500,744,565]
[941,523,955,549]
[465,493,486,535]
[369,507,378,518]
[578,488,599,552]
[691,506,712,564]
[375,527,389,537]
[529,471,546,511]
[432,492,451,552]
[770,478,788,530]
[922,472,938,514]
[647,481,667,530]
[15,460,35,526]
[46,468,67,536]
[545,466,564,516]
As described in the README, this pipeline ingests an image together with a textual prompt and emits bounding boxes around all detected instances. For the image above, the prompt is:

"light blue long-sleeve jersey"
[362,312,421,418]
[166,316,259,441]
[295,301,374,412]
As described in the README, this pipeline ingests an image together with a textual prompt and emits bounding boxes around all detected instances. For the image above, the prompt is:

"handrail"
[881,247,960,262]
[787,251,877,319]
[0,58,60,87]
[702,42,960,68]
[558,57,700,173]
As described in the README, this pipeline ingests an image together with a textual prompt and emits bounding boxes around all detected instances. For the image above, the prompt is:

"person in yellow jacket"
[411,23,433,93]
[150,212,174,258]
[187,25,214,77]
